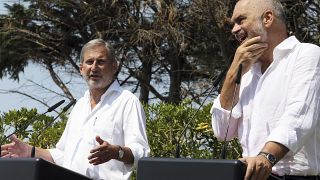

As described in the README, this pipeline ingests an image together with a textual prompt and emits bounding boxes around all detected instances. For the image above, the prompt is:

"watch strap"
[118,146,124,160]
[258,152,276,166]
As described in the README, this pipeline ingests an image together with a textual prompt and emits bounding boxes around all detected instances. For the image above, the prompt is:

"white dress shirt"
[211,36,320,176]
[49,81,150,180]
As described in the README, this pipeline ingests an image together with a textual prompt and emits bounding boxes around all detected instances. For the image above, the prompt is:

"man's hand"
[232,36,268,75]
[88,136,119,165]
[220,36,268,109]
[240,156,272,180]
[1,135,32,158]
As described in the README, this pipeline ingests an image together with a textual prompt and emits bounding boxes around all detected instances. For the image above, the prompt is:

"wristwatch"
[258,152,276,166]
[118,146,124,160]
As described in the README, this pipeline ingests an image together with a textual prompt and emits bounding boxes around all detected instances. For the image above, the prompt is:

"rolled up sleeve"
[211,95,242,141]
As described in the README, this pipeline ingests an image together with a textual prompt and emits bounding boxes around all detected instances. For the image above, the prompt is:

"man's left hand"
[88,136,118,165]
[240,156,272,180]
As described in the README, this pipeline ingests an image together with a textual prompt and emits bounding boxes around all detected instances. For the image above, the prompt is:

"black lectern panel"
[0,158,92,180]
[137,158,246,180]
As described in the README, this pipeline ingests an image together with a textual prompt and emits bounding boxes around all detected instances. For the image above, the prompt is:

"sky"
[0,1,87,115]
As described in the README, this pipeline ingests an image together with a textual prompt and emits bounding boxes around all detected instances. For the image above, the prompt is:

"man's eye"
[85,60,94,65]
[96,59,107,65]
[237,17,245,24]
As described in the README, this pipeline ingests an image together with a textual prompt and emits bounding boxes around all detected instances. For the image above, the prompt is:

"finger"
[90,145,103,153]
[245,164,255,180]
[9,134,19,142]
[251,164,263,180]
[89,156,101,165]
[246,43,268,52]
[11,154,19,158]
[1,154,11,158]
[251,46,268,56]
[261,169,271,180]
[1,143,13,150]
[88,150,101,160]
[1,150,9,157]
[242,36,263,47]
[89,153,109,165]
[95,136,104,145]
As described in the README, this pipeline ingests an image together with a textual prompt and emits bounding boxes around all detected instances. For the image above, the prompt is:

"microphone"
[0,100,65,145]
[0,100,66,157]
[235,63,242,85]
[220,64,242,159]
[30,99,76,157]
[47,100,66,112]
[175,69,227,158]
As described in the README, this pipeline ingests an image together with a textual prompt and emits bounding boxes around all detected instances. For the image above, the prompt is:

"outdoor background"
[0,0,319,178]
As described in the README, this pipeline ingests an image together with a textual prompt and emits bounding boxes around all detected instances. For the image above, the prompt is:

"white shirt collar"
[84,80,121,101]
[273,36,300,61]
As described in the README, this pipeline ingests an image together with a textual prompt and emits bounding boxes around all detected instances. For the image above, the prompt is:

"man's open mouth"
[235,31,248,44]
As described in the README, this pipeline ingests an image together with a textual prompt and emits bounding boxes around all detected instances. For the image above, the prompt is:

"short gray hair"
[269,0,287,24]
[80,39,116,63]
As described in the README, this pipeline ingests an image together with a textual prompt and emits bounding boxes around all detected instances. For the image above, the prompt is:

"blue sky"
[0,2,86,114]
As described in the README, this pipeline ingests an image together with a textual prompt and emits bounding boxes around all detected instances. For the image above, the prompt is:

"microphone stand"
[0,100,65,157]
[175,69,227,158]
[31,99,76,157]
[220,64,242,159]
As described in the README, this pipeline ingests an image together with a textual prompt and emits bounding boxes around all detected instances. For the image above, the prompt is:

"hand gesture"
[1,135,31,158]
[88,136,118,165]
[232,36,268,74]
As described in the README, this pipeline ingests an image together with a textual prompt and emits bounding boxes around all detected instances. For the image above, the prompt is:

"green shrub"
[0,102,243,180]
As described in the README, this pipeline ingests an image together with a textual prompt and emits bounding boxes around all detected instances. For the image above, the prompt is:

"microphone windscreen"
[63,99,77,112]
[47,100,65,112]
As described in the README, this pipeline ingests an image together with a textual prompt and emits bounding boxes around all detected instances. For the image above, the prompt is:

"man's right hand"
[1,135,32,158]
[220,36,268,110]
[232,36,268,75]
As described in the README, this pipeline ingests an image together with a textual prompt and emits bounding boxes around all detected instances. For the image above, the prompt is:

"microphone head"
[62,99,77,112]
[47,100,65,112]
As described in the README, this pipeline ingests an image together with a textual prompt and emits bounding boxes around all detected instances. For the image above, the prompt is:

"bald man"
[211,0,320,180]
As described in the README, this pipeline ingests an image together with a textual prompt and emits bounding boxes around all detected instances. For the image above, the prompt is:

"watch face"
[266,154,276,163]
[119,148,124,159]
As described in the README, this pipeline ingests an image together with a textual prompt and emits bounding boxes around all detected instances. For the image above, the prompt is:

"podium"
[137,158,246,180]
[0,158,92,180]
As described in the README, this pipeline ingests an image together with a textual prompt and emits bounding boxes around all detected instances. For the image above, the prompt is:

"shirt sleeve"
[47,113,73,165]
[122,97,150,168]
[267,45,320,153]
[211,95,242,141]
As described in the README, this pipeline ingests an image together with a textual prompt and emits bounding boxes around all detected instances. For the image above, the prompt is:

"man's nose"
[231,24,241,35]
[92,60,99,69]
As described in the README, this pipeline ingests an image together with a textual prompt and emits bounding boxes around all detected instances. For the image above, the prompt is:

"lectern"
[137,158,246,180]
[0,158,92,180]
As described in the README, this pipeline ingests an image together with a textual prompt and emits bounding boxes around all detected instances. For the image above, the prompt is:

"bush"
[0,102,243,180]
[145,99,242,159]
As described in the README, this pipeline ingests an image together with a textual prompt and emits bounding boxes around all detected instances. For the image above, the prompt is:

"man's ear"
[263,10,274,28]
[112,60,119,74]
[79,63,83,74]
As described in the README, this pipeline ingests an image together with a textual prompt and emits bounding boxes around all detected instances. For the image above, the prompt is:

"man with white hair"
[1,39,150,180]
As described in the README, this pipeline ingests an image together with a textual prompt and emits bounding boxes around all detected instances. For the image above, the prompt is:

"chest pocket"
[91,109,117,143]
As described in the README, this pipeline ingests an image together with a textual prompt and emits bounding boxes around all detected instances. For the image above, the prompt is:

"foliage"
[0,0,235,105]
[0,102,243,179]
[145,100,242,159]
[0,108,67,148]
[0,102,242,158]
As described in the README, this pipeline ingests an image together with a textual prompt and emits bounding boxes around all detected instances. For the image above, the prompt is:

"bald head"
[236,0,286,24]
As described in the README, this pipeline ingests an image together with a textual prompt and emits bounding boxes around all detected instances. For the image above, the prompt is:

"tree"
[0,0,235,105]
[0,0,319,106]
